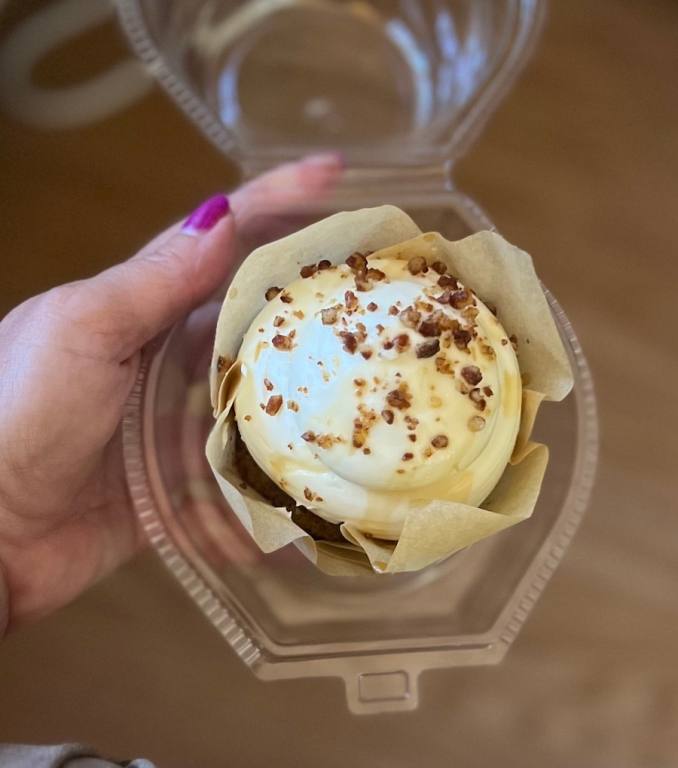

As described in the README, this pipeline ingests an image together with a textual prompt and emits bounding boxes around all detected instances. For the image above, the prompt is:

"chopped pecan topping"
[301,431,316,442]
[376,323,385,334]
[416,339,440,358]
[468,415,486,432]
[367,268,386,281]
[317,434,338,449]
[415,300,434,313]
[352,405,378,448]
[431,261,447,275]
[363,447,372,455]
[438,312,459,331]
[265,286,282,301]
[435,356,453,375]
[280,291,293,304]
[272,333,293,351]
[501,338,509,346]
[321,306,339,325]
[340,331,358,354]
[462,306,479,324]
[484,386,494,397]
[381,409,395,424]
[509,334,518,350]
[244,415,252,422]
[345,290,359,310]
[352,429,366,448]
[273,315,285,327]
[461,365,483,385]
[450,290,473,309]
[431,434,449,449]
[407,256,428,275]
[394,333,410,352]
[353,378,366,387]
[402,452,414,461]
[216,355,228,373]
[480,342,496,359]
[388,305,399,316]
[404,414,419,430]
[287,400,300,412]
[318,259,332,270]
[346,252,368,272]
[264,378,274,391]
[418,317,442,337]
[304,487,314,501]
[399,307,421,329]
[361,349,373,360]
[453,328,472,351]
[265,395,283,415]
[354,273,372,292]
[382,339,394,350]
[367,301,378,312]
[386,384,411,410]
[437,274,458,289]
[469,389,487,411]
[434,290,451,305]
[293,309,305,319]
[300,264,317,278]
[408,433,417,443]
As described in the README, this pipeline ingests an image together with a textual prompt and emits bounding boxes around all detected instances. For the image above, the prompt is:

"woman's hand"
[0,155,342,633]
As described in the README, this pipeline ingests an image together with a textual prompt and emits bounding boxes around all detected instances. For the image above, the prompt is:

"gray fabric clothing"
[0,745,155,768]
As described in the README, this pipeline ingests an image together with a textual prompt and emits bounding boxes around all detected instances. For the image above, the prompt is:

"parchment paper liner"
[206,206,573,574]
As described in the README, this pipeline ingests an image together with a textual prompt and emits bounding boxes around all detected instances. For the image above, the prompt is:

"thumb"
[96,194,234,359]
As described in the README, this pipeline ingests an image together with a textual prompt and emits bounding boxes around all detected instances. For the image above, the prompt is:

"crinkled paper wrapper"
[206,206,573,575]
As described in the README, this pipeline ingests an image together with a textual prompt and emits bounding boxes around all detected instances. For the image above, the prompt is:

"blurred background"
[1,0,677,766]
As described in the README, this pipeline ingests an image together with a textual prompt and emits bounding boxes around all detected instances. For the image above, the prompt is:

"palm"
[0,290,141,626]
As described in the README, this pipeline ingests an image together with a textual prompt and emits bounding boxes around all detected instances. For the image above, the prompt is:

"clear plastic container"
[116,0,598,714]
[115,0,545,173]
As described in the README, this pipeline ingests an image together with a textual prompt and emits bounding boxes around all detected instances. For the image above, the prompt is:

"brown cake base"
[233,427,346,544]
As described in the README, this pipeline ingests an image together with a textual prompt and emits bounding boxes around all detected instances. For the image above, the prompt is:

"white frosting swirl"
[234,255,522,539]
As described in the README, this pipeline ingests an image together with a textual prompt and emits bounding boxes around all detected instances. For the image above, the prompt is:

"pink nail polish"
[183,194,230,234]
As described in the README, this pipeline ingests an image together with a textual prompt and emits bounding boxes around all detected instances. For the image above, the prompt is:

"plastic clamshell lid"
[115,0,546,168]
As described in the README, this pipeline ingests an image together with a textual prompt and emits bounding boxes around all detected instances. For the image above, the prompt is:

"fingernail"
[182,194,230,235]
[302,151,345,169]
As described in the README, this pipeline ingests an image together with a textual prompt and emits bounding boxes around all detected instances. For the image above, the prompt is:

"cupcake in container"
[206,206,572,574]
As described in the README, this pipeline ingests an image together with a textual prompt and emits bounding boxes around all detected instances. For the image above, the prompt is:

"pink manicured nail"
[183,194,230,234]
[302,151,345,168]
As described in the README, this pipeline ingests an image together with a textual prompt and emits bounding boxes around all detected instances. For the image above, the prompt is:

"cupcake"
[206,206,572,574]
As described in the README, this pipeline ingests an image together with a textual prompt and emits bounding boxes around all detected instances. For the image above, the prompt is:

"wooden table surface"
[1,1,677,766]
